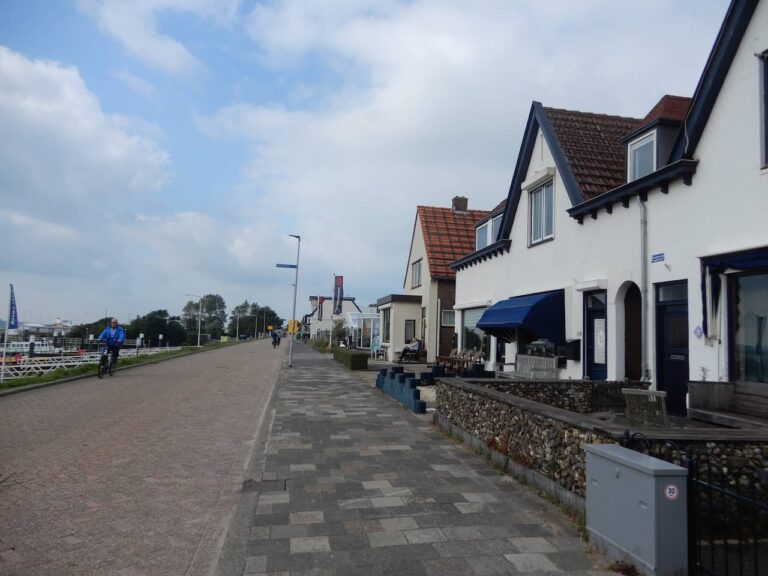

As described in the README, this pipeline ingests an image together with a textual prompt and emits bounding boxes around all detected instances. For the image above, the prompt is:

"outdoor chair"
[622,388,670,427]
[436,348,458,366]
[399,339,423,363]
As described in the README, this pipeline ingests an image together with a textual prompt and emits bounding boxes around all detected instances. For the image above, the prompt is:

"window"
[628,132,656,181]
[462,307,490,358]
[530,181,554,245]
[475,223,488,250]
[404,319,416,343]
[729,272,768,383]
[441,310,455,327]
[411,260,422,288]
[491,215,502,243]
[382,308,391,343]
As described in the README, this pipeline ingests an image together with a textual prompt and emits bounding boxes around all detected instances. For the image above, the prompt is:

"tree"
[227,300,252,337]
[201,294,227,338]
[125,310,187,346]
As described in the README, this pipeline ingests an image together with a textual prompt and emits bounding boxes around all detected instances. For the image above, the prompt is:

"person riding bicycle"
[98,318,125,367]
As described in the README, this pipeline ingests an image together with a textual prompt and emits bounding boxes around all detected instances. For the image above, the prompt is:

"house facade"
[378,197,491,363]
[306,296,362,340]
[453,0,767,418]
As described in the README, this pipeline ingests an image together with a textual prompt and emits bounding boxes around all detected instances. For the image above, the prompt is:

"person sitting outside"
[98,318,125,366]
[399,338,421,362]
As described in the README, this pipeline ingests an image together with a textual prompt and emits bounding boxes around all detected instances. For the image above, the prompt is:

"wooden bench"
[622,388,669,427]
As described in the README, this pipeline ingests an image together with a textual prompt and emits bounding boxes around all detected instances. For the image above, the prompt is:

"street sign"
[276,263,297,269]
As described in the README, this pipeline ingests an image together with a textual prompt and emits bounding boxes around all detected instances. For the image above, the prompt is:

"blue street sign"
[276,263,297,269]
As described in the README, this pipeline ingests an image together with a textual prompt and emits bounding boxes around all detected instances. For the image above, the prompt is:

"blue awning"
[477,289,565,343]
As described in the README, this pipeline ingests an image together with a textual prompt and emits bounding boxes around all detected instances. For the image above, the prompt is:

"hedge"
[333,347,368,370]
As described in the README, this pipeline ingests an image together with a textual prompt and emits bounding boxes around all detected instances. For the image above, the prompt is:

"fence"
[0,347,182,379]
[688,459,768,576]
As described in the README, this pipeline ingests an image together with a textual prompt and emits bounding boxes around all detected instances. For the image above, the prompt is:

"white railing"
[0,347,182,380]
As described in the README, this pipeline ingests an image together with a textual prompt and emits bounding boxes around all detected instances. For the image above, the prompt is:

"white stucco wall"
[309,299,361,339]
[455,1,767,386]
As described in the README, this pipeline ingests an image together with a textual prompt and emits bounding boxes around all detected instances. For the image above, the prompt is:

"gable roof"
[412,205,490,281]
[639,95,691,126]
[545,107,640,200]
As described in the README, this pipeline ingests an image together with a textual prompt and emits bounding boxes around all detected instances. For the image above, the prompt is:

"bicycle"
[97,341,118,378]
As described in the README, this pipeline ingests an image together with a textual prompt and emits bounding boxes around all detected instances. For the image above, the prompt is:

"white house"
[306,296,362,340]
[377,196,493,363]
[452,0,767,420]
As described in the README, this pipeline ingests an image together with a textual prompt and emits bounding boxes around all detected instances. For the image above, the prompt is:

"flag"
[333,276,344,315]
[318,297,324,321]
[8,284,18,330]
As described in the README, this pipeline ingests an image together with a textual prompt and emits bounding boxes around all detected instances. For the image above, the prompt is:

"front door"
[585,291,608,381]
[656,282,689,416]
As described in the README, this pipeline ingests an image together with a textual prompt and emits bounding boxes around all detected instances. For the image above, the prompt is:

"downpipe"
[637,196,649,381]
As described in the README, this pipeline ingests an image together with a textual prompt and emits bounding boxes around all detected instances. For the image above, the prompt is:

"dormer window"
[476,222,489,250]
[491,214,502,243]
[628,131,656,181]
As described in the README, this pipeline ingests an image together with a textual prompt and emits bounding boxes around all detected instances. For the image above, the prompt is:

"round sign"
[663,483,679,501]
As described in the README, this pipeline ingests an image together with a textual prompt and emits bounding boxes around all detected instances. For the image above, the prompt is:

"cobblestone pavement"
[216,347,614,576]
[0,340,282,576]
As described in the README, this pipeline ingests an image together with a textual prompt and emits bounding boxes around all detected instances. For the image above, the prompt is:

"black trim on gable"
[498,102,583,241]
[449,239,511,271]
[568,159,698,223]
[669,0,759,161]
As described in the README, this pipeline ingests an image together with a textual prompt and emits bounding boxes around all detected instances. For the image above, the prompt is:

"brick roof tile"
[417,206,491,279]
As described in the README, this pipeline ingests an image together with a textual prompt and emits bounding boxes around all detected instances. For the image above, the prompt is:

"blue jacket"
[99,325,126,346]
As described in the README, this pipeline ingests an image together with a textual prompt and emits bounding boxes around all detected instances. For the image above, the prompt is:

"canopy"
[477,289,565,344]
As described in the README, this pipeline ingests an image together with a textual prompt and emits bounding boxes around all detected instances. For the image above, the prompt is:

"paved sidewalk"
[219,347,614,576]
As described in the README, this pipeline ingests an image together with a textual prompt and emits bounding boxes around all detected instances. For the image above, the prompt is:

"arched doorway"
[623,283,642,380]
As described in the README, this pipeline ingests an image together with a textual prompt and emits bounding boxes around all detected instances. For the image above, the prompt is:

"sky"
[0,0,730,326]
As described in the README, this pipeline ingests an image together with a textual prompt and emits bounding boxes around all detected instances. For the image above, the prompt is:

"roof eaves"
[567,159,699,223]
[450,239,511,272]
[669,0,759,161]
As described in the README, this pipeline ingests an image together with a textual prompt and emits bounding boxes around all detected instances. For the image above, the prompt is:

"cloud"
[114,70,156,97]
[205,0,729,309]
[77,0,241,75]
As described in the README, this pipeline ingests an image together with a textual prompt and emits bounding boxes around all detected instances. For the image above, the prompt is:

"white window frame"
[627,131,656,181]
[491,214,502,243]
[529,180,554,245]
[441,310,455,327]
[411,259,422,288]
[761,51,768,168]
[475,222,489,251]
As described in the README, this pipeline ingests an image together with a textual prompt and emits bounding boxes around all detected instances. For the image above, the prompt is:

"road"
[0,340,282,576]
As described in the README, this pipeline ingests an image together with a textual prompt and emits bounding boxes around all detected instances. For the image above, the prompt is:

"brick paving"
[216,347,614,576]
[0,340,282,576]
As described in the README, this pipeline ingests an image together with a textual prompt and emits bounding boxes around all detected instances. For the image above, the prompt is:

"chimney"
[452,196,468,212]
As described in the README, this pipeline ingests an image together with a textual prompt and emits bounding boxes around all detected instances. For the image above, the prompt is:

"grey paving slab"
[215,346,612,576]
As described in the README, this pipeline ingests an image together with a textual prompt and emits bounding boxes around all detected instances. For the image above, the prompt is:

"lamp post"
[186,293,203,347]
[288,234,301,368]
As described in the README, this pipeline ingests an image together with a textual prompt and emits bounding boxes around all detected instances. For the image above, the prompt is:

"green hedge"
[333,347,368,370]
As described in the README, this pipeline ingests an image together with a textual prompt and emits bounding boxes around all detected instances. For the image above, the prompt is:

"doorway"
[585,291,607,381]
[655,281,689,416]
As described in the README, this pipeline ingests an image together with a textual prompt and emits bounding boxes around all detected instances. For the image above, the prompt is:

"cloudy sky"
[0,0,729,325]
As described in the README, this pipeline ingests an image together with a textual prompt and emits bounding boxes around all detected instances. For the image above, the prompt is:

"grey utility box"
[585,444,688,576]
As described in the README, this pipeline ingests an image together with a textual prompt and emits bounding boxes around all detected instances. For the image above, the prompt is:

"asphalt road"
[0,340,282,576]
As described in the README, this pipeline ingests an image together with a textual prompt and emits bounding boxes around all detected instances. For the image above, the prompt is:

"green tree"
[227,300,252,337]
[201,294,227,338]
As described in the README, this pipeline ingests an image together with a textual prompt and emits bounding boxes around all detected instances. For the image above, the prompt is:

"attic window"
[476,222,489,250]
[628,131,656,181]
[491,214,502,243]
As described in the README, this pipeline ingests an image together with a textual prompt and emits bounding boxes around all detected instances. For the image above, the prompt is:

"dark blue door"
[585,292,607,381]
[656,283,689,416]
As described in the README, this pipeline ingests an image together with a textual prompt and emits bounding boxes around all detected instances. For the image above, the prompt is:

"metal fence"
[689,460,768,576]
[0,347,182,379]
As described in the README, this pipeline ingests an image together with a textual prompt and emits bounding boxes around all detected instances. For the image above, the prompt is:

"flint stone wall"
[436,378,768,505]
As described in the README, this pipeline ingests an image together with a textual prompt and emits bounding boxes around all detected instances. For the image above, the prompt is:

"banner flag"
[318,296,324,321]
[8,284,18,330]
[333,276,344,315]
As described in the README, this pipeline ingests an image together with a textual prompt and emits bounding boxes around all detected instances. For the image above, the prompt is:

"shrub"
[311,338,331,353]
[333,347,368,370]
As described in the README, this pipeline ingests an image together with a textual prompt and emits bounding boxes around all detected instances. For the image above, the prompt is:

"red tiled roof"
[639,95,691,125]
[544,107,641,200]
[417,205,491,279]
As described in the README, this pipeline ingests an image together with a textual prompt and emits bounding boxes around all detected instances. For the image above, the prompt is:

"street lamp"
[288,234,301,368]
[185,293,203,347]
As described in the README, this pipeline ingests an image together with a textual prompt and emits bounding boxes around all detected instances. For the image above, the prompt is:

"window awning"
[700,247,768,336]
[477,289,565,344]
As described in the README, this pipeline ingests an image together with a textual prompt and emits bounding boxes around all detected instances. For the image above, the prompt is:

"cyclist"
[98,318,125,368]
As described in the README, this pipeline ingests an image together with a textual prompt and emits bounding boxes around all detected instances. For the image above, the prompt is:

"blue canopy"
[477,289,565,344]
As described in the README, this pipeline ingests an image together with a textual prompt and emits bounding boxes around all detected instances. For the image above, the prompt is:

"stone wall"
[467,379,646,413]
[437,378,768,502]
